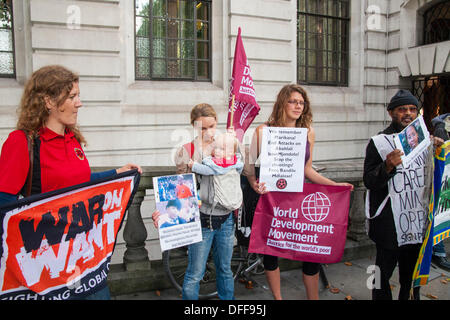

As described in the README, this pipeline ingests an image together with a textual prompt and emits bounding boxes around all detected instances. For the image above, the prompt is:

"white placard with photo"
[259,126,308,192]
[153,173,202,251]
[393,115,431,167]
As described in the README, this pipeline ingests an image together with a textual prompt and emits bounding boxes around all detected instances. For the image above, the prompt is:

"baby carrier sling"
[183,142,234,230]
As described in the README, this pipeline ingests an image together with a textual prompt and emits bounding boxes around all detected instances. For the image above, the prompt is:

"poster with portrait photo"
[394,115,430,167]
[153,173,202,251]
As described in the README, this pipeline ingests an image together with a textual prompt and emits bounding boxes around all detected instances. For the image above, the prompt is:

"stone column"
[347,181,368,241]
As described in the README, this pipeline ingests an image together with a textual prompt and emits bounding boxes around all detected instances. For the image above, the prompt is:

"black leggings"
[263,254,320,276]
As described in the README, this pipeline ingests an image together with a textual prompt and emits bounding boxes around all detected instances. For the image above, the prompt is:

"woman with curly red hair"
[0,65,141,299]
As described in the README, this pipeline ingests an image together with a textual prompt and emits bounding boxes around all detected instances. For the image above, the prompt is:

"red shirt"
[176,184,193,199]
[0,128,91,195]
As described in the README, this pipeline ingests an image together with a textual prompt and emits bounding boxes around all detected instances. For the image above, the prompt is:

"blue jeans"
[182,214,235,300]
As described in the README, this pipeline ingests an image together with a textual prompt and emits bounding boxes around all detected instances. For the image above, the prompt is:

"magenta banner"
[227,27,260,142]
[248,183,352,264]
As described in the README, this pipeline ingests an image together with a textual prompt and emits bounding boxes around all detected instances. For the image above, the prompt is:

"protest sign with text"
[0,170,140,300]
[369,133,431,246]
[248,183,352,264]
[154,173,202,251]
[259,126,307,192]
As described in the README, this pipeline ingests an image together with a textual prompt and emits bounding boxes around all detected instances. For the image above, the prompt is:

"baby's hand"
[188,159,194,169]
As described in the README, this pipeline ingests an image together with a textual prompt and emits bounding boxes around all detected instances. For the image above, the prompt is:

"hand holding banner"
[153,173,202,252]
[0,170,140,300]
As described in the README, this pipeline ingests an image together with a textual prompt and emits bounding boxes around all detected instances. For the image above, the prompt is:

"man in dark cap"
[363,89,443,300]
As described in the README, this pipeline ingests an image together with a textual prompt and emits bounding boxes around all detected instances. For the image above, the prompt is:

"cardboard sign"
[153,173,202,251]
[259,127,308,192]
[0,170,140,300]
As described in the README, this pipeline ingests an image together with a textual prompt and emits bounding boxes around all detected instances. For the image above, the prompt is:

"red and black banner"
[0,170,140,300]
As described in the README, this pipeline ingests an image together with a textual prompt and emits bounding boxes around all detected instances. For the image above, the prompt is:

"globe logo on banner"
[301,192,331,222]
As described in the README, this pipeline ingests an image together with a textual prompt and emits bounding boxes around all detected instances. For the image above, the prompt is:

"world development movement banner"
[0,170,140,300]
[248,183,352,264]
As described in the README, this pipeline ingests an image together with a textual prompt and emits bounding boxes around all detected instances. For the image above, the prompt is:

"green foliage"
[0,0,12,29]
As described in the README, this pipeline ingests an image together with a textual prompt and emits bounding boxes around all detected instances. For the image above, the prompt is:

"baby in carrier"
[188,131,243,229]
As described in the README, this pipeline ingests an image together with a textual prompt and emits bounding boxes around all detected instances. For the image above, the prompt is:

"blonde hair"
[190,103,217,125]
[16,65,86,145]
[267,84,312,129]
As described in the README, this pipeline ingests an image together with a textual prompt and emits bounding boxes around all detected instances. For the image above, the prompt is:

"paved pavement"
[113,255,449,301]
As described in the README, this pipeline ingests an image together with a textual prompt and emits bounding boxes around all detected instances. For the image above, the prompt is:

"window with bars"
[423,1,450,45]
[297,0,349,86]
[0,0,15,78]
[135,0,211,81]
[412,75,450,132]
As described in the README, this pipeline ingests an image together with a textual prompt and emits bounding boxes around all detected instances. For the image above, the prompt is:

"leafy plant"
[0,0,12,28]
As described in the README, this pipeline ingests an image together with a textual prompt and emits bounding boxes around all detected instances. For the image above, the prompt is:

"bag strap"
[24,133,34,197]
[365,191,389,220]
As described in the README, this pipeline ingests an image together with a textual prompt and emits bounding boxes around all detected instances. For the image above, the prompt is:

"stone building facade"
[0,0,448,263]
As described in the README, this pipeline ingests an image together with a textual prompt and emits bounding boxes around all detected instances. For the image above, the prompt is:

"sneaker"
[431,255,450,272]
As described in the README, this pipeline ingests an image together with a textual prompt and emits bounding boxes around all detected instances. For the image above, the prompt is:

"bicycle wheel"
[163,244,244,300]
[236,246,265,277]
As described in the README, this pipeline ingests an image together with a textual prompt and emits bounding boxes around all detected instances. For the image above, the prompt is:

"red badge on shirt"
[74,148,85,160]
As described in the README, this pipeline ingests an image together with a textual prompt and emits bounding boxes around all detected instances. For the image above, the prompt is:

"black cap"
[387,89,419,111]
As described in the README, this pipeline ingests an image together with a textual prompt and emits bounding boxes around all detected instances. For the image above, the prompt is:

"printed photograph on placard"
[153,173,202,251]
[154,173,196,202]
[394,115,430,167]
[156,197,198,229]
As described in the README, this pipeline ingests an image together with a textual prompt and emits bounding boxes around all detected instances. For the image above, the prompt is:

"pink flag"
[248,183,352,264]
[227,27,260,142]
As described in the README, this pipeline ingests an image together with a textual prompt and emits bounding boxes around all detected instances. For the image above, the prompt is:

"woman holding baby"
[153,84,353,301]
[152,103,241,300]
